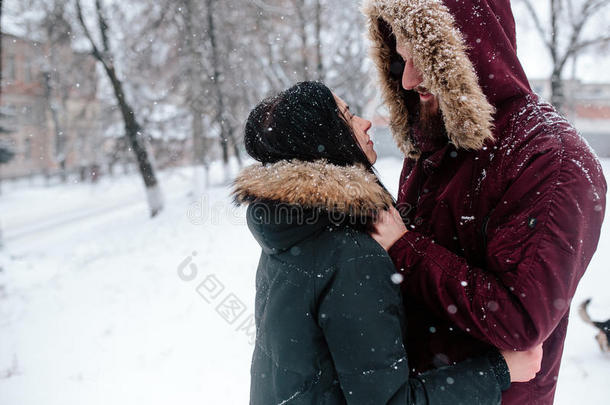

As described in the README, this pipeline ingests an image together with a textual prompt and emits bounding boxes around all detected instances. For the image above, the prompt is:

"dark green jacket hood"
[233,159,394,255]
[245,203,330,255]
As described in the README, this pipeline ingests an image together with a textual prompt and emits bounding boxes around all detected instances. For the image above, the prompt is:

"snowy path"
[0,158,608,404]
[3,198,143,242]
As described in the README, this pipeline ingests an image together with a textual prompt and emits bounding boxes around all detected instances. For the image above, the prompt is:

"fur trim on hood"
[232,160,393,217]
[362,0,496,158]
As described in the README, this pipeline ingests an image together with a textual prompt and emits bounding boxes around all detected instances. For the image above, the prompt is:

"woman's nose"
[356,116,372,132]
[363,119,372,132]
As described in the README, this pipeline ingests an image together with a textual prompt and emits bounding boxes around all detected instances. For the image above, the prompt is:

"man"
[363,0,606,404]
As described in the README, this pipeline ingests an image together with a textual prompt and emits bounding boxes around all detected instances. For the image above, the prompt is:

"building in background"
[0,32,106,181]
[0,32,200,184]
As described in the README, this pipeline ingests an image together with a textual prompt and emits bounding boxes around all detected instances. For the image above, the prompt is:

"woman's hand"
[370,206,408,251]
[501,344,543,383]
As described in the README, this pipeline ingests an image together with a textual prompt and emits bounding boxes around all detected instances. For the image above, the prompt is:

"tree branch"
[95,0,110,53]
[251,0,293,15]
[521,0,554,54]
[572,35,610,52]
[75,0,107,66]
[558,0,610,70]
[582,0,610,18]
[550,0,560,63]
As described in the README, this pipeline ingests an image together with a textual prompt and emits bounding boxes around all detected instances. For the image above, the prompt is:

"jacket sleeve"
[316,243,508,405]
[388,146,607,350]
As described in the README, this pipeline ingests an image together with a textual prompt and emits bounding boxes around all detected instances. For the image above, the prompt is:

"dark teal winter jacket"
[233,160,510,404]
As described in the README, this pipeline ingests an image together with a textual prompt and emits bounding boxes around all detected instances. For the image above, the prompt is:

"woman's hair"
[244,81,372,169]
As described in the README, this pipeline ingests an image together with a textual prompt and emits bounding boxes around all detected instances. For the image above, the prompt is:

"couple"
[232,1,606,404]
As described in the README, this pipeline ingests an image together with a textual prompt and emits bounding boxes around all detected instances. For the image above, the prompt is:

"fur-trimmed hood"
[233,160,394,254]
[362,0,532,159]
[232,159,393,217]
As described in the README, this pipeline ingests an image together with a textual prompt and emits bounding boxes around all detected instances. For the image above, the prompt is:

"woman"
[232,81,541,404]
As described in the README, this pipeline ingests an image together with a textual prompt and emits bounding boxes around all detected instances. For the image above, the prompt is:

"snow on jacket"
[233,159,511,404]
[363,0,607,404]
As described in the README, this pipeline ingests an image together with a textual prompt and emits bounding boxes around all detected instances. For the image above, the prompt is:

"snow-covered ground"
[0,157,608,404]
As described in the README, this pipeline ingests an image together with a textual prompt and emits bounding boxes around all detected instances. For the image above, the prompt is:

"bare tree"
[181,0,211,192]
[132,0,214,192]
[314,0,324,81]
[520,0,610,112]
[38,1,72,181]
[1,0,6,246]
[137,0,245,186]
[75,0,163,217]
[205,0,243,182]
[292,0,312,80]
[0,0,3,105]
[242,0,372,104]
[0,0,16,196]
[6,0,104,184]
[30,0,372,191]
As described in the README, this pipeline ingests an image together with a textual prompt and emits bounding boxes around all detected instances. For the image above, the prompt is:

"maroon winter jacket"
[364,0,606,403]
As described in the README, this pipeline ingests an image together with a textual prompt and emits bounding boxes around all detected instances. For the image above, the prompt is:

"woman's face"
[332,93,377,164]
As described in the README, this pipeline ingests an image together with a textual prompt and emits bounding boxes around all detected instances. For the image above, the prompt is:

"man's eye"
[390,60,405,78]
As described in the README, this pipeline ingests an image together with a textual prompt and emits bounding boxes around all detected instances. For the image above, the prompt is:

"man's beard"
[418,98,446,141]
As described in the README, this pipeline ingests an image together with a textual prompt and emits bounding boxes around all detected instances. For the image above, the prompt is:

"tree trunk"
[191,106,209,193]
[0,0,3,201]
[566,54,579,120]
[220,138,230,183]
[76,0,163,217]
[42,71,67,182]
[521,0,610,115]
[96,59,163,215]
[106,68,162,216]
[205,0,242,181]
[550,68,565,115]
[314,0,324,81]
[294,0,310,80]
[0,0,3,98]
[183,0,210,193]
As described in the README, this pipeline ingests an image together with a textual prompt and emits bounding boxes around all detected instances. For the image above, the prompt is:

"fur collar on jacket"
[232,160,393,218]
[362,0,496,159]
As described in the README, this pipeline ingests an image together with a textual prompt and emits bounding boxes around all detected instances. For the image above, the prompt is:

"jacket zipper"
[481,208,494,251]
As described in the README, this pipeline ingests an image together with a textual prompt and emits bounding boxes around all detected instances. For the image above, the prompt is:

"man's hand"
[370,206,408,251]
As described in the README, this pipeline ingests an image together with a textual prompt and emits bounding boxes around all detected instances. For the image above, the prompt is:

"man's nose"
[401,59,423,90]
